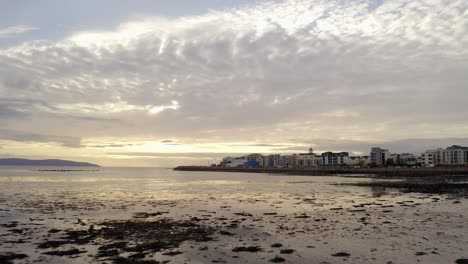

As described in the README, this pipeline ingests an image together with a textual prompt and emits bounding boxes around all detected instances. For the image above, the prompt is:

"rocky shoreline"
[174,166,468,177]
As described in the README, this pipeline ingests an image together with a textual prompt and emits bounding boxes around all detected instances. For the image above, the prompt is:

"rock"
[232,246,261,252]
[129,252,146,259]
[132,212,168,218]
[233,212,253,217]
[332,252,351,257]
[43,248,85,256]
[294,214,310,219]
[162,251,183,256]
[37,240,69,249]
[113,256,160,264]
[456,259,468,264]
[270,256,286,262]
[271,243,283,248]
[280,249,295,254]
[97,249,119,258]
[0,253,28,263]
[219,230,235,236]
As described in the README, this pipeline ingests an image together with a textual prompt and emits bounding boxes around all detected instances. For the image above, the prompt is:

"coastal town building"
[263,154,281,167]
[420,148,444,166]
[219,145,468,169]
[280,154,298,168]
[247,153,264,167]
[296,148,321,167]
[220,156,247,167]
[420,146,468,166]
[370,147,390,166]
[322,152,349,166]
[443,145,468,165]
[390,153,418,166]
[297,154,322,167]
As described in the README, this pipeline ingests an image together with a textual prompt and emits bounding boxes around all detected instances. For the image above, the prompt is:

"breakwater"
[173,166,468,177]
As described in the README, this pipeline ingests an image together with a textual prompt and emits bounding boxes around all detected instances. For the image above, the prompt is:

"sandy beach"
[1,167,468,264]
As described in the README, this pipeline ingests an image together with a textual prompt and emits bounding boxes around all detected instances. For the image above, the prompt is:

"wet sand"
[0,167,468,263]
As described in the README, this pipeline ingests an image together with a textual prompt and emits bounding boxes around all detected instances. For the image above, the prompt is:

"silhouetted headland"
[0,158,100,167]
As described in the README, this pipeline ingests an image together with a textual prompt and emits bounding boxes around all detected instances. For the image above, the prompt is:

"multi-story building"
[220,156,248,167]
[280,154,298,168]
[247,153,264,167]
[322,152,349,166]
[263,154,281,168]
[296,148,321,167]
[420,145,468,166]
[420,148,444,167]
[443,145,468,165]
[370,147,389,166]
[391,153,418,166]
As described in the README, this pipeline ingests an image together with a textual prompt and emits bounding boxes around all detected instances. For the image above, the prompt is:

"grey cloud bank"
[0,0,467,164]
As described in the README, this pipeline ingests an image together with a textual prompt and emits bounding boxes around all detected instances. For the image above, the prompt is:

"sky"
[0,0,467,167]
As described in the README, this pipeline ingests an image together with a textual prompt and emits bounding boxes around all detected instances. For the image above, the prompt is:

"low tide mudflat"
[0,167,467,264]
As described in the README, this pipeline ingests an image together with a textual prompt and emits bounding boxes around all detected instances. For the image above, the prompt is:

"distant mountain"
[0,158,100,167]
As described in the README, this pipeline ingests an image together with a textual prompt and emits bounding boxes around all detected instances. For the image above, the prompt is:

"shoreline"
[173,166,468,177]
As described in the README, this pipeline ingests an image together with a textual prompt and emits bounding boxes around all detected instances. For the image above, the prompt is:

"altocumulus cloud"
[0,0,467,153]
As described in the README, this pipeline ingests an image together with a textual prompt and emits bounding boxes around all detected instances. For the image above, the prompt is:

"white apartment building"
[420,145,468,166]
[443,145,468,165]
[420,148,444,166]
[370,147,390,166]
[322,152,349,166]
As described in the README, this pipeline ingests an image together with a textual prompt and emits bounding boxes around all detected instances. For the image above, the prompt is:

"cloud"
[0,129,81,148]
[107,152,243,158]
[87,143,136,148]
[0,0,467,161]
[53,100,180,115]
[0,25,37,38]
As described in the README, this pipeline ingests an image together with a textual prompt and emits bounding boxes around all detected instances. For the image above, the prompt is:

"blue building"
[244,161,260,168]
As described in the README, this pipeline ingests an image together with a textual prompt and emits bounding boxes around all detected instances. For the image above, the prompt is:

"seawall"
[173,166,468,177]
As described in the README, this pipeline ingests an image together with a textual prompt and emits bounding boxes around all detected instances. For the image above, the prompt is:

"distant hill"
[0,158,100,167]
